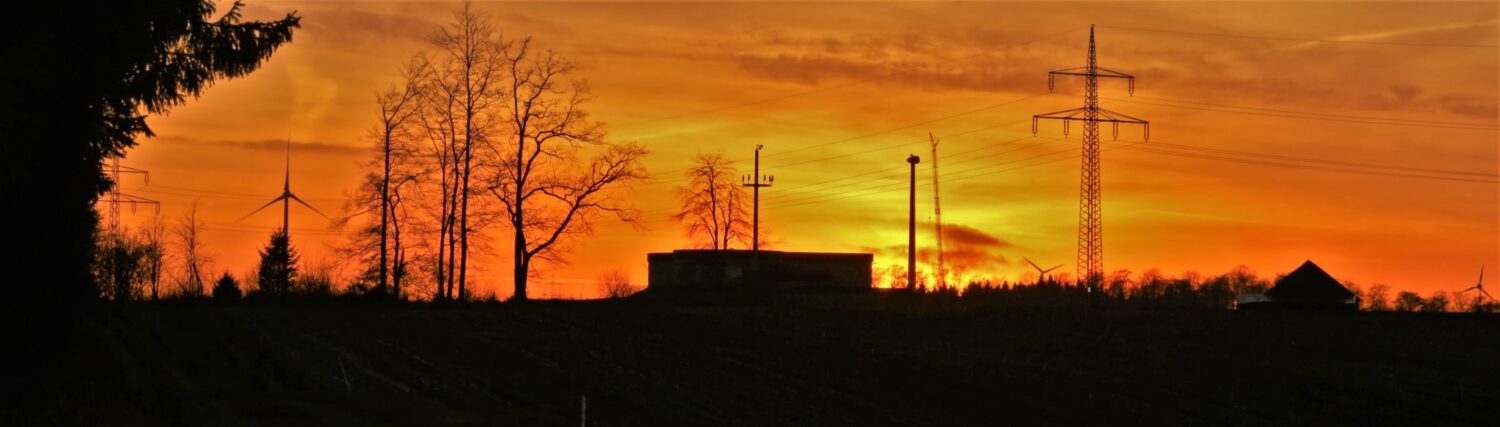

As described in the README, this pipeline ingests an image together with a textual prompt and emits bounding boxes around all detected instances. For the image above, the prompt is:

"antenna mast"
[929,133,946,289]
[1032,25,1149,293]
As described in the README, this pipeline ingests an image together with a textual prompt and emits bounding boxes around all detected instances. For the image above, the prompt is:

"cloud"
[944,223,1009,247]
[151,135,367,155]
[859,223,1012,271]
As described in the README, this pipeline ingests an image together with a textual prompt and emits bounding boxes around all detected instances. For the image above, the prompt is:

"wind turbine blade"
[1024,257,1042,272]
[238,196,289,222]
[1480,265,1485,285]
[1482,288,1493,300]
[1048,264,1064,272]
[288,192,331,221]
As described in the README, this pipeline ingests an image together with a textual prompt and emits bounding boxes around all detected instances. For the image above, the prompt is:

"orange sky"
[115,1,1498,299]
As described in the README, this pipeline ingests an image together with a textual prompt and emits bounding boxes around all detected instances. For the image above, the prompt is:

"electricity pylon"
[929,133,946,288]
[101,157,159,236]
[1032,25,1149,292]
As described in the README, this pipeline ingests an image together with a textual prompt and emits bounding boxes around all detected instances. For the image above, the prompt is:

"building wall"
[647,250,872,291]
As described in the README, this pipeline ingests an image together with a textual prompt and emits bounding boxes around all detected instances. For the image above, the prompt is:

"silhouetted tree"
[412,4,505,301]
[139,215,169,300]
[1363,284,1391,311]
[0,1,298,301]
[673,153,750,250]
[1420,291,1451,313]
[212,272,241,301]
[1394,291,1424,312]
[92,231,150,301]
[256,230,299,297]
[175,203,212,297]
[348,58,424,299]
[484,33,649,302]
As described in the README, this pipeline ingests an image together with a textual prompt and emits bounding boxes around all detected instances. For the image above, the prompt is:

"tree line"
[876,264,1499,313]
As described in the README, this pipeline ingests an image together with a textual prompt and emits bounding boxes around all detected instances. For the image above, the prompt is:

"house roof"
[1265,260,1356,302]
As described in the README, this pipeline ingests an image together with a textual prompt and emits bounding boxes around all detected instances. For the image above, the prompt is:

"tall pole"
[742,145,773,251]
[907,154,921,292]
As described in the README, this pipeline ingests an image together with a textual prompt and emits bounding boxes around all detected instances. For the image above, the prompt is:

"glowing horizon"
[111,1,1498,299]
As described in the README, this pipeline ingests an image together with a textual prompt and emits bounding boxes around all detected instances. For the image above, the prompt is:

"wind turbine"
[1458,265,1491,300]
[239,140,330,236]
[1023,257,1064,284]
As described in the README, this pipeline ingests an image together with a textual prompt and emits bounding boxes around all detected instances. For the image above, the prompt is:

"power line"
[611,27,1089,129]
[1122,144,1498,184]
[763,94,1049,160]
[1101,24,1499,48]
[1145,141,1497,178]
[1096,95,1498,131]
[1129,95,1498,128]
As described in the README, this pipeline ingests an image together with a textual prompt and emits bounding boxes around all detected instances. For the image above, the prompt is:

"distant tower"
[929,133,946,289]
[1032,26,1149,292]
[100,157,158,236]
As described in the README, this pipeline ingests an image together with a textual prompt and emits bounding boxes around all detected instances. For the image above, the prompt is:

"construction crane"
[929,132,946,289]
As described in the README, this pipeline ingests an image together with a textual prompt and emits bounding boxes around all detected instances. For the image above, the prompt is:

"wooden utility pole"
[742,145,773,251]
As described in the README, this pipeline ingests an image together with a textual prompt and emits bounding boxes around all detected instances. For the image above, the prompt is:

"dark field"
[11,294,1500,426]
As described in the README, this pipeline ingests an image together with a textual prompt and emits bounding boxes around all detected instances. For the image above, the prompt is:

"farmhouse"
[1237,260,1358,310]
[647,249,872,291]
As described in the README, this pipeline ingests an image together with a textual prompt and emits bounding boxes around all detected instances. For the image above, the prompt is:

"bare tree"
[672,153,749,250]
[487,36,649,302]
[174,202,211,297]
[409,4,505,301]
[138,214,168,300]
[335,58,424,298]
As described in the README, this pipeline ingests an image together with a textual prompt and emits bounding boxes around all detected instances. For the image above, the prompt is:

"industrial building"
[646,250,872,291]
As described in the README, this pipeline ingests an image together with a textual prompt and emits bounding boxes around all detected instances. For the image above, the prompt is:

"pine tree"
[256,230,299,297]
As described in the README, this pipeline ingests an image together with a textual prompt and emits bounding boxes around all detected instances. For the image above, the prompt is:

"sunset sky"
[115,1,1498,299]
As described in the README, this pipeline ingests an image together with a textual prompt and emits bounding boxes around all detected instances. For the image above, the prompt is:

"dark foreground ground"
[7,293,1500,426]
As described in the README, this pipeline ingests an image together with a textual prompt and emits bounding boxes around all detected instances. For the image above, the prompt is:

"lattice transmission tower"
[1032,26,1149,292]
[101,157,159,237]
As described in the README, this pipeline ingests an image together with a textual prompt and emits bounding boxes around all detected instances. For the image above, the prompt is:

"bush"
[598,271,640,299]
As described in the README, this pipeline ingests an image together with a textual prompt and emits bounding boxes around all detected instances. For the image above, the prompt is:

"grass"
[8,293,1500,426]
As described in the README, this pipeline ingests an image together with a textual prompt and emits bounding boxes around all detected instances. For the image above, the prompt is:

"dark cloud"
[860,223,1012,271]
[152,136,366,155]
[944,223,1009,248]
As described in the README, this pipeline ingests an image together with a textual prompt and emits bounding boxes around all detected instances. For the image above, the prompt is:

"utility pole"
[929,133,946,289]
[906,154,921,293]
[742,145,774,251]
[1032,25,1149,292]
[101,157,159,237]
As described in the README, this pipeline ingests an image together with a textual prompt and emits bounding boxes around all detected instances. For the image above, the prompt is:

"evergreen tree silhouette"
[257,230,299,297]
